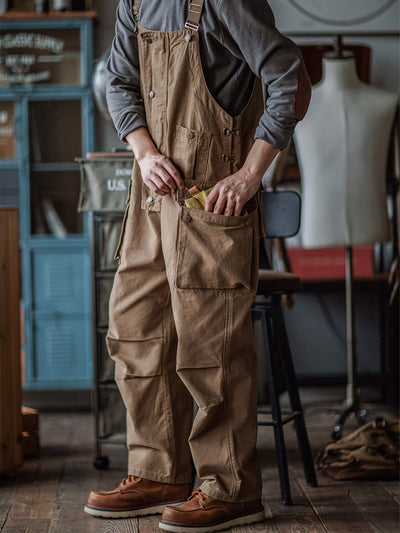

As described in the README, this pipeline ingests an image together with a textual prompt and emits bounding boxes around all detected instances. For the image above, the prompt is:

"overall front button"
[149,90,155,98]
[186,131,194,139]
[146,195,154,203]
[223,128,230,136]
[182,214,192,223]
[185,33,192,42]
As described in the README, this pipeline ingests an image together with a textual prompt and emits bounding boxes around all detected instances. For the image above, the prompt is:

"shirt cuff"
[254,113,298,150]
[116,113,148,143]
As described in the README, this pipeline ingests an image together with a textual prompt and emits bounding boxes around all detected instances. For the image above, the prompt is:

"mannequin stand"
[331,246,367,440]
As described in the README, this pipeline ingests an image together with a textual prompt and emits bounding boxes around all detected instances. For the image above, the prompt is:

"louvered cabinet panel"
[32,250,90,313]
[33,317,91,384]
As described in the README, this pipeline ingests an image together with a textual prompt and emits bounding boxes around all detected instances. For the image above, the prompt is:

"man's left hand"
[204,168,262,217]
[204,139,280,216]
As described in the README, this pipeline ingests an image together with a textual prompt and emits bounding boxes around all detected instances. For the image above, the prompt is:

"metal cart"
[78,153,134,469]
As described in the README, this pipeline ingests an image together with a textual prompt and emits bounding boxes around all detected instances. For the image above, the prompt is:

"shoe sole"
[159,510,266,533]
[84,500,186,519]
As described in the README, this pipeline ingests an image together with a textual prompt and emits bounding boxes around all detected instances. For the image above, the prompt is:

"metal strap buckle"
[189,3,202,14]
[185,21,199,30]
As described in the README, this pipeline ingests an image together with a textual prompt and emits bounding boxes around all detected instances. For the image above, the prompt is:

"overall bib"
[107,0,265,503]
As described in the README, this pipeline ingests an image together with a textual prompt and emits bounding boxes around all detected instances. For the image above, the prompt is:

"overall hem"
[198,481,263,503]
[128,463,193,485]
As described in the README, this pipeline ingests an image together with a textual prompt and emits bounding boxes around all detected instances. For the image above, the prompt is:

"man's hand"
[205,138,280,216]
[205,169,261,216]
[125,127,184,196]
[139,153,184,196]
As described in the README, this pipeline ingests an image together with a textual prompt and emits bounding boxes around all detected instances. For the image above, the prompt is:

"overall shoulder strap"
[132,0,140,32]
[185,0,205,31]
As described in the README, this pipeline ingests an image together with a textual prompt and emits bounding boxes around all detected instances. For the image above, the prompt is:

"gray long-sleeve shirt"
[107,0,310,150]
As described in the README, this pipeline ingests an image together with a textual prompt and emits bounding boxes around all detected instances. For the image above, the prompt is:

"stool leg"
[259,309,293,505]
[275,307,318,488]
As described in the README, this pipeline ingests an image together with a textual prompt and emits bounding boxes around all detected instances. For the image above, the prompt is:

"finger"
[224,203,235,217]
[151,174,170,194]
[213,194,228,214]
[162,157,185,190]
[234,201,244,217]
[205,188,219,212]
[156,165,178,191]
[149,176,170,195]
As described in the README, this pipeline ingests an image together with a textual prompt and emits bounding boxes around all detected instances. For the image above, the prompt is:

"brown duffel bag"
[316,417,400,481]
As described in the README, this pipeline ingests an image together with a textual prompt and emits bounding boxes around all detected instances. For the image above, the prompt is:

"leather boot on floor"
[84,476,192,518]
[159,488,265,533]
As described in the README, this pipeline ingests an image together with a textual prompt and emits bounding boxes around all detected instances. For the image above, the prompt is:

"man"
[85,1,311,531]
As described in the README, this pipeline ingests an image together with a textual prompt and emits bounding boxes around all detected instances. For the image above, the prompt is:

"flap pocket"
[171,125,212,180]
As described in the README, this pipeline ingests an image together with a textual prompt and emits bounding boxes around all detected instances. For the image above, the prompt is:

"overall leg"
[107,167,193,483]
[162,196,262,503]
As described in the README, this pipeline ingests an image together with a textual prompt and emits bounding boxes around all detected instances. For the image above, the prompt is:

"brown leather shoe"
[159,488,265,532]
[84,476,192,518]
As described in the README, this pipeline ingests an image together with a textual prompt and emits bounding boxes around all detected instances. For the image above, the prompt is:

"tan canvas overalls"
[107,0,265,503]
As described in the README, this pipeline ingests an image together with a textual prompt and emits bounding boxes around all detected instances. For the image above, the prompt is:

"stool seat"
[258,270,302,292]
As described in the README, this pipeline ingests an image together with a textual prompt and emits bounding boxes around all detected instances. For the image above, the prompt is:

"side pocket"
[113,178,132,263]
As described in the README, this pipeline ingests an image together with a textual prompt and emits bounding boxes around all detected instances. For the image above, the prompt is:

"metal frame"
[90,211,126,470]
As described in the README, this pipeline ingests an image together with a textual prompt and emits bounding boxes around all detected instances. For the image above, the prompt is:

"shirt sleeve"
[106,0,147,142]
[218,0,311,150]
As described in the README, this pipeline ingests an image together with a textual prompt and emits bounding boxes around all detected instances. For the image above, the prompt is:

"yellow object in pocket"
[184,187,213,210]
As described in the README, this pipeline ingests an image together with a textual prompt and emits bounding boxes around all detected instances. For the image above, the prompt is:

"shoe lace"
[121,475,142,485]
[188,488,208,508]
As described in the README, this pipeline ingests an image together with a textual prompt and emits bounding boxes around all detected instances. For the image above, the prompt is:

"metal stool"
[253,191,318,505]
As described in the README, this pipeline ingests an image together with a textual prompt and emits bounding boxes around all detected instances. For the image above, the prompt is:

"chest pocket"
[171,125,212,181]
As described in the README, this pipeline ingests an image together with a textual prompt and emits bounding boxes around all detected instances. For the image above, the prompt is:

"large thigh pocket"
[175,207,257,291]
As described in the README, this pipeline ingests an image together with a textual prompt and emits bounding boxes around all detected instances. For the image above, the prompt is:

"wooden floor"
[1,391,399,532]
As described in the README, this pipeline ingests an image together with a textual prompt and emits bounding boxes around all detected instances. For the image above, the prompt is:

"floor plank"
[0,507,10,530]
[347,482,400,533]
[261,477,325,533]
[1,518,50,533]
[48,503,98,533]
[298,478,376,533]
[57,463,100,505]
[99,518,140,533]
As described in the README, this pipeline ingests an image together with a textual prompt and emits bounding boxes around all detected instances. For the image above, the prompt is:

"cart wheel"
[331,425,343,441]
[357,410,368,426]
[93,456,110,470]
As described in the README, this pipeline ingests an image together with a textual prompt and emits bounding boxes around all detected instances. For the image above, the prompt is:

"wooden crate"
[22,406,40,456]
[0,207,23,473]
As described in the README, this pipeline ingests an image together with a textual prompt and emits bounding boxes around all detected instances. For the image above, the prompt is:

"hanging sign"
[0,29,80,85]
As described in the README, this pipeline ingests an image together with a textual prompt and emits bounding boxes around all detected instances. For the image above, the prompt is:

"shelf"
[0,160,18,169]
[0,10,97,19]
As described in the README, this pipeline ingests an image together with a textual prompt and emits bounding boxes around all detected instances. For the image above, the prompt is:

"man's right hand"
[139,153,184,196]
[125,127,184,196]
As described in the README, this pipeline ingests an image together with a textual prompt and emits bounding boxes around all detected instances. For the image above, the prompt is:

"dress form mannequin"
[294,50,398,438]
[295,53,398,248]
